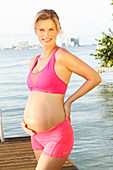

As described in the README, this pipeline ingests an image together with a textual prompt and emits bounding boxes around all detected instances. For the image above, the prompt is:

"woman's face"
[35,19,58,46]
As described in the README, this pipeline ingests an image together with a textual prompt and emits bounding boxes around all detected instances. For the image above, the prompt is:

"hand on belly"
[21,119,36,136]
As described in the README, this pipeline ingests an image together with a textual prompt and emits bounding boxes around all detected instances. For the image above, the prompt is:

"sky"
[0,0,113,47]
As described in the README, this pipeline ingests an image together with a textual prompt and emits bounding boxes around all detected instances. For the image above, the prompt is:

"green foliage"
[111,0,113,16]
[111,0,113,5]
[90,28,113,67]
[90,1,113,67]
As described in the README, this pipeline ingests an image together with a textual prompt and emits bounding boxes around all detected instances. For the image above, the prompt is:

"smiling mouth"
[43,38,52,42]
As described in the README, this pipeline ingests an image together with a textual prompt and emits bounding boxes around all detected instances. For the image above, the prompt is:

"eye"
[40,29,44,31]
[50,28,54,31]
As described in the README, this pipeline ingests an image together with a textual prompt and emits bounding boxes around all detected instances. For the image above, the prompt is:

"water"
[0,45,113,169]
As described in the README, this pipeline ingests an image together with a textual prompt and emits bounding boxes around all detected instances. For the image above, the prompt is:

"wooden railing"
[0,109,5,142]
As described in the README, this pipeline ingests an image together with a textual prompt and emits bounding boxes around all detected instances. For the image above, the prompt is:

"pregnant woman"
[21,9,102,170]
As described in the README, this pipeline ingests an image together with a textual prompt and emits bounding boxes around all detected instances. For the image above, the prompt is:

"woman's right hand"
[21,119,36,136]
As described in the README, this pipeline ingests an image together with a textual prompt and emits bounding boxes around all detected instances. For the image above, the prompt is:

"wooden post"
[0,109,5,142]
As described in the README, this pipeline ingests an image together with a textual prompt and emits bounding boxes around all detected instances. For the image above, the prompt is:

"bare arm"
[21,56,37,136]
[57,48,102,120]
[29,56,37,71]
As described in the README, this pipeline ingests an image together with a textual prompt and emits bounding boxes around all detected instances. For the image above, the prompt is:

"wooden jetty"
[0,109,79,169]
[0,136,78,170]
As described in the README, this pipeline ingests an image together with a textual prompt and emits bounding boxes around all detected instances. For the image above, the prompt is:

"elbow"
[95,74,102,85]
[89,74,102,87]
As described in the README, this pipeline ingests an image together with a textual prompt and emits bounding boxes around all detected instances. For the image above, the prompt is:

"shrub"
[90,28,113,67]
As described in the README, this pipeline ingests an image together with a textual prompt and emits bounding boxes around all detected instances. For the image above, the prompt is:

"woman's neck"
[42,44,58,58]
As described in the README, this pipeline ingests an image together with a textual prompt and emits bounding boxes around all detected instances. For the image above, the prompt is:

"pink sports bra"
[27,47,68,94]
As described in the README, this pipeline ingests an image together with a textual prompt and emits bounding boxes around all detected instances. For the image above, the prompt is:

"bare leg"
[33,150,43,162]
[36,153,67,170]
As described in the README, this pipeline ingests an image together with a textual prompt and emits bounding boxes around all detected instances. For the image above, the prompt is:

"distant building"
[18,40,28,49]
[61,43,66,47]
[31,44,42,49]
[61,37,79,47]
[66,37,79,47]
[7,45,15,50]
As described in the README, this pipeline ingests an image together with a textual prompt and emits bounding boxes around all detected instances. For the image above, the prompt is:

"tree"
[90,1,113,67]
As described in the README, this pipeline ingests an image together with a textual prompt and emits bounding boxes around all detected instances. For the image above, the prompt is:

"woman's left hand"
[64,101,71,122]
[21,119,36,136]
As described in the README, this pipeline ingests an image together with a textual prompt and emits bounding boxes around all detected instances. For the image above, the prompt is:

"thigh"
[33,150,43,162]
[31,135,44,162]
[36,153,68,170]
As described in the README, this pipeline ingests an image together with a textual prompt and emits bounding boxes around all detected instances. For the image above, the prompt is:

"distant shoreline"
[0,44,97,51]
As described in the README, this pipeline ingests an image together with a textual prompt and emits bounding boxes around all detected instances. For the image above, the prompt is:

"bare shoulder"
[56,47,101,83]
[56,47,79,68]
[56,47,78,62]
[29,56,37,70]
[56,47,71,60]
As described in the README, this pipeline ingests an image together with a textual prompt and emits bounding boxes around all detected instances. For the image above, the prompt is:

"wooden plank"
[0,137,78,170]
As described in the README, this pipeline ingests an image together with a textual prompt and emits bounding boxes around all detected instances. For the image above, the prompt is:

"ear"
[35,31,38,35]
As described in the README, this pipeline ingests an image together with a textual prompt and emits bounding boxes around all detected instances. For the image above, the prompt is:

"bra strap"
[30,55,40,72]
[54,47,60,54]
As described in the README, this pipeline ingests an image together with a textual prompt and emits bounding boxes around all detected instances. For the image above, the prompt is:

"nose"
[44,31,49,37]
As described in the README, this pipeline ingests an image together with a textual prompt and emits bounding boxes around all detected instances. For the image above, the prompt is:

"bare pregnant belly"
[24,91,66,132]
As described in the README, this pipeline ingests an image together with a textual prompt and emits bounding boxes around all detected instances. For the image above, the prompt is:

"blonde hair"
[34,9,62,34]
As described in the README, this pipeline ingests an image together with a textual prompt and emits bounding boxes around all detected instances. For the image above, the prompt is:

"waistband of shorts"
[34,118,70,135]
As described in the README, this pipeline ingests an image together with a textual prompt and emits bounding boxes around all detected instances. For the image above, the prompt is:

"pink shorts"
[31,119,74,158]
